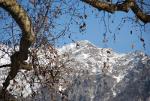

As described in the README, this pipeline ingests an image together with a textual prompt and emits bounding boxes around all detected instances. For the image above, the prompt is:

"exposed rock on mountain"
[58,40,150,101]
[0,40,150,101]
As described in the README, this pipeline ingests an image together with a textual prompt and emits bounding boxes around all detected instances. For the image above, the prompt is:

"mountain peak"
[0,40,150,101]
[58,40,95,53]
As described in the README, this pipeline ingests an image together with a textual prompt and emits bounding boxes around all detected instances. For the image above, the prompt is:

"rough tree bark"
[82,0,150,23]
[0,0,35,93]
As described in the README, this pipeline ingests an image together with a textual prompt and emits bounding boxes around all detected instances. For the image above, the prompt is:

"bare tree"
[0,0,149,100]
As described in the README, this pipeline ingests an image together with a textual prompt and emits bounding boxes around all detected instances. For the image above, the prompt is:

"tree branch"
[82,0,150,23]
[0,0,35,91]
[130,1,150,23]
[0,64,11,68]
[0,0,35,60]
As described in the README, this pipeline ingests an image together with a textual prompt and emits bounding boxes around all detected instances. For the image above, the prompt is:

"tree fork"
[0,0,35,92]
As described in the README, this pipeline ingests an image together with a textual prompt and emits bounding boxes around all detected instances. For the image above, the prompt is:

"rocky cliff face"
[58,40,150,101]
[0,40,150,101]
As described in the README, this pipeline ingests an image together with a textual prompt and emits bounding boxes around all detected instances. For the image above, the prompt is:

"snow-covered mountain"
[0,40,150,101]
[57,40,150,101]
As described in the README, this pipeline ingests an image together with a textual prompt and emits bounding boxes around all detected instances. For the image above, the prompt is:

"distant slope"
[0,40,150,101]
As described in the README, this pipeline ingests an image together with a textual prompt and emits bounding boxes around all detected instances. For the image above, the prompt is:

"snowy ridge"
[58,40,126,75]
[57,40,150,101]
[0,40,150,101]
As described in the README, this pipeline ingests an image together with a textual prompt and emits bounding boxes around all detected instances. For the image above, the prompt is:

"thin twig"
[0,64,11,68]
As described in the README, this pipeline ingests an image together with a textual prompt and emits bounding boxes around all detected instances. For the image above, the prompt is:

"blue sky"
[0,0,150,55]
[56,3,150,55]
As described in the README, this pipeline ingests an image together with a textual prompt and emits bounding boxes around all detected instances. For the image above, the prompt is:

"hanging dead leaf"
[130,30,132,35]
[140,37,144,42]
[84,14,87,19]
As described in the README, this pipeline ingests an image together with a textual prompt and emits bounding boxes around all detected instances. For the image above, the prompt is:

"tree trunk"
[0,0,35,92]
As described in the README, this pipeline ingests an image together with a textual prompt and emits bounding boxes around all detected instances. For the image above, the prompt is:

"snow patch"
[112,75,124,83]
